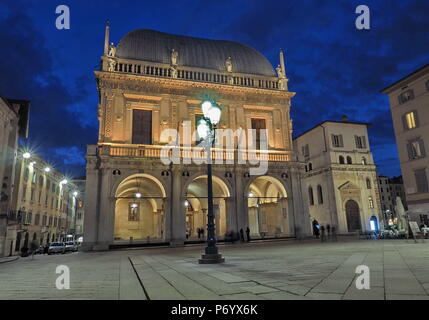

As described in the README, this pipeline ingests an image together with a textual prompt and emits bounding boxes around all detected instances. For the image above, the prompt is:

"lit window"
[404,111,417,130]
[369,197,374,209]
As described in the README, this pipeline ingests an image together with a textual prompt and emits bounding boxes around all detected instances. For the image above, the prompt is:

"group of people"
[225,227,251,243]
[312,220,337,242]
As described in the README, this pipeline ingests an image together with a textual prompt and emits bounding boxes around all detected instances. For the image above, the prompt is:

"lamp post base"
[198,253,225,264]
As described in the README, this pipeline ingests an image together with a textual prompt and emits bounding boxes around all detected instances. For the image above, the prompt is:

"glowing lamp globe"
[201,101,212,118]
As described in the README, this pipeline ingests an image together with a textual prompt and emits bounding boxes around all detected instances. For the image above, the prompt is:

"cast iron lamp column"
[197,100,225,264]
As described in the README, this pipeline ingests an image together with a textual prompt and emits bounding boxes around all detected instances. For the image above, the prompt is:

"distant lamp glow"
[135,192,142,199]
[201,101,212,118]
[73,191,78,197]
[248,192,254,197]
[23,152,31,159]
[184,200,189,207]
[29,161,36,166]
[44,167,51,172]
[207,103,221,125]
[60,179,68,185]
[197,119,209,139]
[131,203,138,208]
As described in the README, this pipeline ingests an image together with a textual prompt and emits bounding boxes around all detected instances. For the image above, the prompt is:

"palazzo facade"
[83,25,311,251]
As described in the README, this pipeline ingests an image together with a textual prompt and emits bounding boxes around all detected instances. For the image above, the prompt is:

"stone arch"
[245,175,289,238]
[113,173,167,243]
[183,174,231,239]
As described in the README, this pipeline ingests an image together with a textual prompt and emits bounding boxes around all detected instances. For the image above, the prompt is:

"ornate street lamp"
[197,100,224,264]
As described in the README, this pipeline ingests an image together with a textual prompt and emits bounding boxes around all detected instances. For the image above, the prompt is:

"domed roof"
[115,29,276,77]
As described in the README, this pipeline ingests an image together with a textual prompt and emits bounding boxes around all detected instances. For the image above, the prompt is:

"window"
[355,135,367,149]
[369,197,374,209]
[34,214,40,226]
[38,190,42,203]
[30,189,34,202]
[402,111,419,130]
[32,172,37,184]
[398,89,414,104]
[39,176,44,187]
[27,212,32,224]
[54,217,58,227]
[308,187,314,206]
[415,169,428,193]
[132,109,152,145]
[48,216,53,226]
[251,118,267,150]
[302,144,310,157]
[407,139,426,160]
[332,134,343,148]
[362,157,367,165]
[308,163,313,171]
[366,178,372,189]
[347,156,352,164]
[317,185,323,204]
[128,203,140,221]
[46,179,51,190]
[42,215,47,226]
[339,156,345,164]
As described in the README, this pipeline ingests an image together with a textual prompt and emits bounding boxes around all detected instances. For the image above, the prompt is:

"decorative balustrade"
[98,144,291,162]
[109,58,280,90]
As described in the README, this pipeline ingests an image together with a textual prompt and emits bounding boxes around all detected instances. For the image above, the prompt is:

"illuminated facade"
[5,153,78,255]
[381,64,429,223]
[293,119,382,233]
[83,24,311,251]
[0,98,29,257]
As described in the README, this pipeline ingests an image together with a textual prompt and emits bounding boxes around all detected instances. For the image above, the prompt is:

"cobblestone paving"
[1,239,428,300]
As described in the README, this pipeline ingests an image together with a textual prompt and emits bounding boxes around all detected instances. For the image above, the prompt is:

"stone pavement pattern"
[1,239,428,300]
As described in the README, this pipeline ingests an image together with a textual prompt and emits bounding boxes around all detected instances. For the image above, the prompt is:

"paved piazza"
[1,239,429,300]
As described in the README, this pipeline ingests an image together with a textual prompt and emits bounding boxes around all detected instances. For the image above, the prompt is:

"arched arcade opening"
[114,174,166,243]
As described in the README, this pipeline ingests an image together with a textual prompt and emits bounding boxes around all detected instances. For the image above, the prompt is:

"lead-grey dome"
[115,29,276,77]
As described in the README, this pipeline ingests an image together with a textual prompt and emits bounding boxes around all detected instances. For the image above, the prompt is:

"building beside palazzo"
[0,98,30,257]
[71,177,86,241]
[293,118,383,233]
[378,175,407,223]
[83,24,312,251]
[4,152,79,255]
[381,64,429,223]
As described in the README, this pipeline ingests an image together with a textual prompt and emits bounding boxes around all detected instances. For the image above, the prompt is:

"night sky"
[1,0,428,178]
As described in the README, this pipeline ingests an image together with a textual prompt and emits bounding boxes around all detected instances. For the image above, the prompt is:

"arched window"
[347,156,352,164]
[305,165,308,172]
[317,185,323,204]
[308,163,313,171]
[339,156,345,164]
[362,157,367,165]
[308,187,314,205]
[366,178,371,189]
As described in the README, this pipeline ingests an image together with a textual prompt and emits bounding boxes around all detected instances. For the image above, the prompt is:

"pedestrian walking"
[246,227,251,242]
[320,225,326,242]
[239,228,245,242]
[312,219,320,239]
[30,240,38,260]
[327,224,331,239]
[197,228,201,239]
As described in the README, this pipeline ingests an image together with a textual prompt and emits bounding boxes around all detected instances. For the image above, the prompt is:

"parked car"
[65,241,78,252]
[48,242,66,254]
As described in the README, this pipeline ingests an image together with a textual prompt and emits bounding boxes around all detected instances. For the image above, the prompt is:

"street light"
[198,100,224,264]
[23,152,31,159]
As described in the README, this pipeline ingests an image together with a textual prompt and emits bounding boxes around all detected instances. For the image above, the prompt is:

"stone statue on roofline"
[108,42,116,57]
[225,56,233,73]
[108,58,116,72]
[171,49,178,65]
